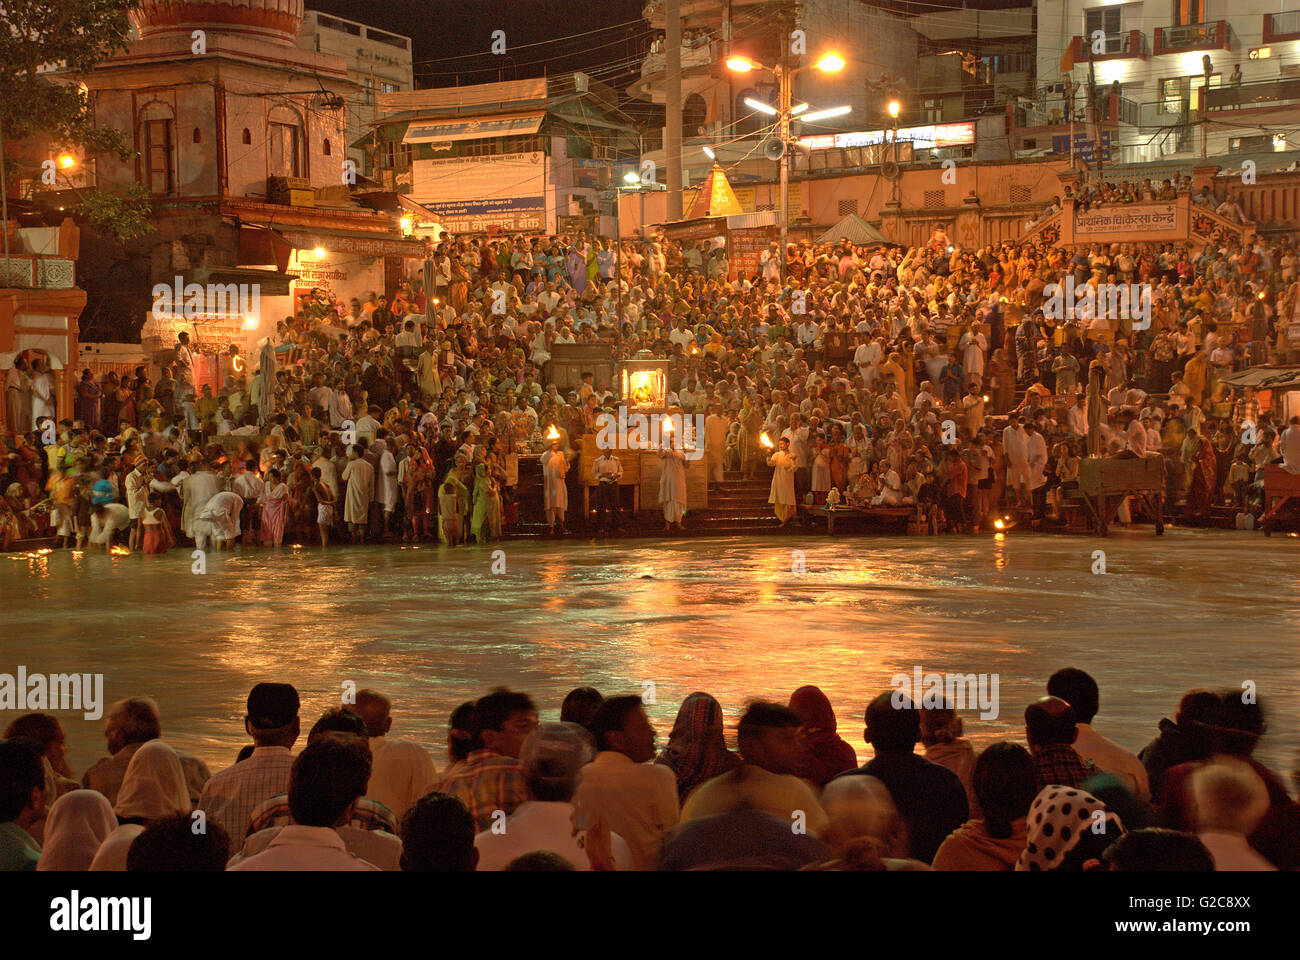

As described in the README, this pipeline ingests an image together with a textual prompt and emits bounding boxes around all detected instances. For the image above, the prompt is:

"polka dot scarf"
[1015,785,1125,871]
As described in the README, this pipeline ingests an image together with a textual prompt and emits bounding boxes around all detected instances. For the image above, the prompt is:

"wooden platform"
[1070,456,1165,536]
[803,504,913,534]
[1261,464,1300,535]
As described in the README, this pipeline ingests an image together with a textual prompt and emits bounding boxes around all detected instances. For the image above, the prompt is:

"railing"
[1205,76,1300,111]
[1154,21,1231,56]
[1018,92,1138,128]
[1071,30,1149,61]
[1264,11,1300,42]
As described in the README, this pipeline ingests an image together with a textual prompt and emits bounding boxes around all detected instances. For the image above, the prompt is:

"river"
[2,528,1297,781]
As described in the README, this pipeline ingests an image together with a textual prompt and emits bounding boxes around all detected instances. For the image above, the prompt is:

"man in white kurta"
[341,450,374,542]
[704,407,729,487]
[658,445,688,530]
[181,465,224,539]
[194,490,243,551]
[541,440,568,532]
[29,362,55,429]
[373,439,398,536]
[416,342,441,402]
[1002,414,1030,507]
[767,439,797,525]
[959,328,987,390]
[1025,422,1049,520]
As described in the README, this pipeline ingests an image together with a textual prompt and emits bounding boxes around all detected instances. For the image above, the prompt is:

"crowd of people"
[2,667,1295,871]
[3,182,1300,550]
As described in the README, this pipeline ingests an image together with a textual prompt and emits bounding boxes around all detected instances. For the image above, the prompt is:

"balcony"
[1205,76,1300,113]
[1264,11,1300,43]
[1070,30,1149,62]
[1154,21,1232,56]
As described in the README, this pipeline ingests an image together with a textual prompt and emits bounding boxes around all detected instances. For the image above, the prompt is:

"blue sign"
[1051,130,1112,163]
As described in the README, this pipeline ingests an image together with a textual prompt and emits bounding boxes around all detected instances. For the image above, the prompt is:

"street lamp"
[609,171,666,360]
[727,51,848,281]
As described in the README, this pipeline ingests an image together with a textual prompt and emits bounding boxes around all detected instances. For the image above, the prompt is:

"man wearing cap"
[474,722,633,871]
[124,455,152,551]
[198,682,301,855]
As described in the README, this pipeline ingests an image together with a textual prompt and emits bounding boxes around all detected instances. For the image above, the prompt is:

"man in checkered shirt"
[199,683,301,855]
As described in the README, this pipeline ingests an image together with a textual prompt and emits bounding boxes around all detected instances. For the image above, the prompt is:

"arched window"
[323,139,332,156]
[683,93,707,137]
[267,105,304,178]
[138,101,176,195]
[242,128,252,145]
[192,128,201,143]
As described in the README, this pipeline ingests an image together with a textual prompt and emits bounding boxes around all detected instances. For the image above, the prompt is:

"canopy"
[684,163,744,219]
[1219,365,1300,390]
[816,213,889,246]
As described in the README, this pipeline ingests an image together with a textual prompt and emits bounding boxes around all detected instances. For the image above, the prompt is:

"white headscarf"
[113,740,191,821]
[37,790,117,871]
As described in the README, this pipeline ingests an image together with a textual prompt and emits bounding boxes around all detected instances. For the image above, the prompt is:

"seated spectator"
[919,700,977,815]
[1139,690,1223,803]
[82,697,210,805]
[126,813,231,871]
[812,775,926,870]
[1190,758,1276,871]
[680,701,828,835]
[655,692,740,802]
[559,686,604,734]
[432,688,536,831]
[199,683,300,855]
[1015,785,1125,871]
[504,850,576,871]
[1049,667,1149,801]
[89,740,192,871]
[1025,696,1090,790]
[354,689,438,824]
[228,733,378,871]
[0,738,47,871]
[400,793,477,871]
[788,686,858,787]
[574,695,679,870]
[476,722,631,871]
[832,692,968,864]
[659,806,829,871]
[933,742,1037,871]
[36,790,116,872]
[1102,828,1214,871]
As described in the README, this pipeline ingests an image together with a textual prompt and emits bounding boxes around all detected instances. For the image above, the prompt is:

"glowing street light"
[815,53,846,73]
[622,170,640,185]
[702,145,715,159]
[57,153,76,169]
[312,246,326,258]
[800,105,852,123]
[887,100,901,119]
[725,56,757,73]
[743,96,777,116]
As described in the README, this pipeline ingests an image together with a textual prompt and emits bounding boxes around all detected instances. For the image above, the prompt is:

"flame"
[760,432,775,449]
[993,519,1005,530]
[110,545,131,555]
[982,395,990,402]
[690,344,700,355]
[661,418,675,433]
[546,425,560,441]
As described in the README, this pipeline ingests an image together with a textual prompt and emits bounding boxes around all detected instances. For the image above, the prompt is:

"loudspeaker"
[763,138,786,161]
[881,160,900,180]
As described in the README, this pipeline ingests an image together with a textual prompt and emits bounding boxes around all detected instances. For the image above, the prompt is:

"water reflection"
[2,531,1297,781]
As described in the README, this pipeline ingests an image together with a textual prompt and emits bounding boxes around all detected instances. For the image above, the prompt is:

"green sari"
[470,463,502,542]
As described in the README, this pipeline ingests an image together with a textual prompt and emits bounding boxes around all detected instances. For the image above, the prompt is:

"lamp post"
[727,52,847,282]
[887,98,901,204]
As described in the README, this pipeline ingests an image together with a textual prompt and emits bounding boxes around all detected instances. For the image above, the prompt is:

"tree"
[0,0,150,239]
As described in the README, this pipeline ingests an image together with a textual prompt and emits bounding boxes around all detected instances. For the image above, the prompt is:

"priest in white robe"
[767,437,797,525]
[658,444,688,531]
[341,445,375,543]
[541,435,568,533]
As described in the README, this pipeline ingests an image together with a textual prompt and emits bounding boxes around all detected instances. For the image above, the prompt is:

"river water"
[3,529,1297,781]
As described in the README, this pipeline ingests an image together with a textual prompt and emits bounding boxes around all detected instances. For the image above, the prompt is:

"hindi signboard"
[1074,203,1178,238]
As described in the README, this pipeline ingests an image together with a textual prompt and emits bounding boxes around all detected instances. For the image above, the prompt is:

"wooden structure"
[807,504,912,534]
[1260,464,1300,536]
[578,434,642,518]
[1071,456,1165,536]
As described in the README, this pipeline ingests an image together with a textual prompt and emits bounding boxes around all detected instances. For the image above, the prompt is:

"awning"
[276,228,427,258]
[816,213,890,246]
[192,266,297,297]
[1219,366,1300,390]
[238,226,294,274]
[352,192,441,223]
[403,113,544,144]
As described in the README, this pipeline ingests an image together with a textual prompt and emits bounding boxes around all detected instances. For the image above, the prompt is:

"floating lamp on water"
[110,546,130,555]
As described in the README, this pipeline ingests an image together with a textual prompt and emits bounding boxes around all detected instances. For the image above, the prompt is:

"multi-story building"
[35,0,423,363]
[1026,1,1300,165]
[911,2,1036,125]
[297,9,414,175]
[370,75,639,237]
[631,0,919,191]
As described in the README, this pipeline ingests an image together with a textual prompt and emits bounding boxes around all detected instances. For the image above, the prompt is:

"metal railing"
[1267,11,1300,37]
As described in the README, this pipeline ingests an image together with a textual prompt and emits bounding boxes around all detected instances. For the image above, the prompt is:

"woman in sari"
[470,462,502,543]
[89,741,191,871]
[827,424,851,493]
[36,790,118,872]
[655,692,741,802]
[75,369,102,432]
[288,460,315,541]
[260,467,289,545]
[789,685,859,786]
[1185,427,1218,516]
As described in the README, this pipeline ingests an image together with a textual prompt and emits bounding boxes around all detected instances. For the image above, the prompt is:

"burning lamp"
[760,432,775,449]
[400,215,413,235]
[545,425,560,441]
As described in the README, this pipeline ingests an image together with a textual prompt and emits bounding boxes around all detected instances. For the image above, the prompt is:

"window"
[1161,76,1190,115]
[1174,0,1203,27]
[379,139,411,170]
[323,139,332,156]
[683,94,707,136]
[269,123,300,176]
[138,102,176,195]
[192,128,201,143]
[1084,7,1122,37]
[242,128,252,145]
[1191,73,1219,112]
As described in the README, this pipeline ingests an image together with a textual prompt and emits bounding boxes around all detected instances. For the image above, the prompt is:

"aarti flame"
[546,425,560,441]
[760,432,775,449]
[110,545,131,555]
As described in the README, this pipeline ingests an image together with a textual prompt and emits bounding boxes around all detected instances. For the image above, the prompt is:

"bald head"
[1024,696,1077,750]
[354,690,393,739]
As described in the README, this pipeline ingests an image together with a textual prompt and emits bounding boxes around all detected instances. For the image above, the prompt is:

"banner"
[1075,203,1178,237]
